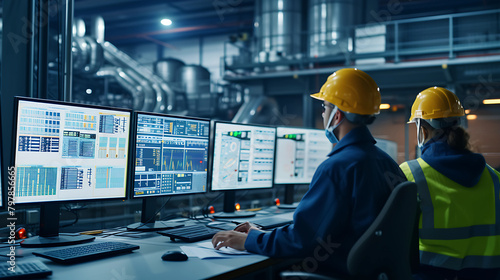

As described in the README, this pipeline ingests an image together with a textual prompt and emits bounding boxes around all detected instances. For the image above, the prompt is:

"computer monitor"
[0,104,3,210]
[274,127,331,208]
[210,121,276,218]
[128,112,210,231]
[375,138,398,162]
[12,97,131,247]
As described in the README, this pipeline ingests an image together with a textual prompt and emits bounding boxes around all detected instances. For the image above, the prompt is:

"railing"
[223,9,500,73]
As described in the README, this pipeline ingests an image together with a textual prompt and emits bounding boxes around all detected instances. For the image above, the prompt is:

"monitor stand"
[277,184,299,209]
[20,203,95,248]
[127,198,185,231]
[212,191,256,219]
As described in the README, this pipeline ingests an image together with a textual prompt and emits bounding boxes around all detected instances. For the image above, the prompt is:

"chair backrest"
[347,181,418,280]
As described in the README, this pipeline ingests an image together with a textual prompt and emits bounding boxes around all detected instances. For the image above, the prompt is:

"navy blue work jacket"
[245,125,405,275]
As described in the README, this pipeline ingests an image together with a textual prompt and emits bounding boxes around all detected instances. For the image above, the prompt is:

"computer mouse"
[161,250,188,261]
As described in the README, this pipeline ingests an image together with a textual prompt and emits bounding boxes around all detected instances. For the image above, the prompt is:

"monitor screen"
[132,113,210,198]
[211,122,276,191]
[375,138,398,162]
[13,98,131,204]
[0,109,3,209]
[274,127,331,184]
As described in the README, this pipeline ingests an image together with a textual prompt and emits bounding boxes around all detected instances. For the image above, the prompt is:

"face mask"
[416,119,425,148]
[325,106,343,144]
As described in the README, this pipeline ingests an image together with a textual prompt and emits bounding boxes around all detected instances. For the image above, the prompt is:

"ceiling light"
[161,19,172,26]
[379,104,391,110]
[466,114,477,120]
[483,98,500,105]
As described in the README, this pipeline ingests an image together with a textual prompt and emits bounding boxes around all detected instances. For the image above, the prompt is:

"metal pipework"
[89,16,105,44]
[96,66,146,111]
[73,36,104,75]
[102,41,174,112]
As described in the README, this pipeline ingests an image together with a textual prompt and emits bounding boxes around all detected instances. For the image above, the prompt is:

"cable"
[0,255,24,259]
[235,190,249,201]
[60,204,80,228]
[199,192,224,218]
[101,196,172,238]
[0,244,21,248]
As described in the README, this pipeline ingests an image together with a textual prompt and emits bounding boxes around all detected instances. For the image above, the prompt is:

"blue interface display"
[133,114,209,197]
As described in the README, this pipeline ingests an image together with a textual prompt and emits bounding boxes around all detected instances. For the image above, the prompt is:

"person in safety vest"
[400,87,500,280]
[212,68,406,277]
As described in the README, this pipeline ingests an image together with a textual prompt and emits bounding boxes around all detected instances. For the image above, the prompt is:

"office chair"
[281,181,419,280]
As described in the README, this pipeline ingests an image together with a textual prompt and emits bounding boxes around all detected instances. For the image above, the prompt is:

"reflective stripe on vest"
[406,159,500,270]
[407,159,434,229]
[487,165,500,225]
[420,251,500,270]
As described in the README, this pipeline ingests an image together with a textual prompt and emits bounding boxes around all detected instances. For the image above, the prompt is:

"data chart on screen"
[133,113,209,197]
[13,99,131,203]
[211,122,276,191]
[274,127,331,184]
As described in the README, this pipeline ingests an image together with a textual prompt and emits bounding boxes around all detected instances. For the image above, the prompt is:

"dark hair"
[422,120,472,152]
[445,126,471,152]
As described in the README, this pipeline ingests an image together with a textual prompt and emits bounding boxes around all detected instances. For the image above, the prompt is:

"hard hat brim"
[310,92,323,100]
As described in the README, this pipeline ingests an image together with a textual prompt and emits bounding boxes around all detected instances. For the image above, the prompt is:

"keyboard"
[206,222,237,231]
[0,260,52,279]
[32,241,140,264]
[246,216,293,230]
[158,224,222,242]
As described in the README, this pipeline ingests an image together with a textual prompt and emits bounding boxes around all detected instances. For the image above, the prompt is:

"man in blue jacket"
[212,68,406,276]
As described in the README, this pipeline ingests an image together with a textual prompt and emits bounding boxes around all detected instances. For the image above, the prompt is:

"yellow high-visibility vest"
[400,158,500,270]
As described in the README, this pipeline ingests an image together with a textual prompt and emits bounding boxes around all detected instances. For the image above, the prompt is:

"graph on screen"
[274,127,332,184]
[13,99,131,203]
[211,122,276,191]
[133,113,209,197]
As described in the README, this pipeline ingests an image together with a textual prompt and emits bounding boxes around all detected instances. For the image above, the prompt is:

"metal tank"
[154,58,185,84]
[155,58,186,111]
[254,0,302,63]
[177,65,212,114]
[308,0,354,58]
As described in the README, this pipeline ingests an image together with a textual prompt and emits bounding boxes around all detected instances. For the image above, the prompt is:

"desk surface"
[5,209,297,280]
[12,235,269,280]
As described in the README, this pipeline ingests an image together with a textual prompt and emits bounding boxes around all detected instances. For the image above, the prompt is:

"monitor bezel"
[0,99,4,210]
[12,96,133,205]
[130,111,211,199]
[273,126,331,185]
[209,120,277,192]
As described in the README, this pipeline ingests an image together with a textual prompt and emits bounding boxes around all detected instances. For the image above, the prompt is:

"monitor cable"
[101,196,172,238]
[60,204,85,228]
[199,192,224,219]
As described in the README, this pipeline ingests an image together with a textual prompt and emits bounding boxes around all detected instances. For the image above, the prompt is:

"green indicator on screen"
[229,131,242,137]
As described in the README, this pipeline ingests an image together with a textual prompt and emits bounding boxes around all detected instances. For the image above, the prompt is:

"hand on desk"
[212,231,247,251]
[234,222,261,234]
[212,223,263,251]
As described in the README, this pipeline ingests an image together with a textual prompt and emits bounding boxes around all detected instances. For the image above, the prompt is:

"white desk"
[7,234,295,280]
[6,210,299,280]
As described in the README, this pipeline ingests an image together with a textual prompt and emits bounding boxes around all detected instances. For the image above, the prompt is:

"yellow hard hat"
[310,68,381,115]
[409,87,465,123]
